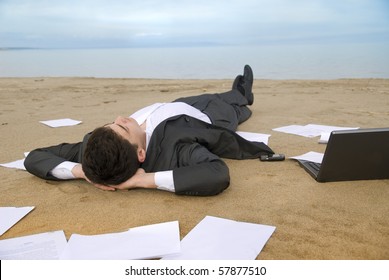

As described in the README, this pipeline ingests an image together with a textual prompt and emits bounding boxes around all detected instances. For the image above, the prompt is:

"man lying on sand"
[24,65,276,196]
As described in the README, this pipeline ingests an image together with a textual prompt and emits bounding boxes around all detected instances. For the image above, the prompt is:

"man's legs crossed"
[174,65,255,130]
[174,89,252,131]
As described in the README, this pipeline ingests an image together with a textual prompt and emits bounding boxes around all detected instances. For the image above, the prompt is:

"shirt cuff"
[49,161,78,180]
[155,170,175,192]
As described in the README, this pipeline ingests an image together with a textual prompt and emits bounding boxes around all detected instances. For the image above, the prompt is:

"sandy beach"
[0,77,388,259]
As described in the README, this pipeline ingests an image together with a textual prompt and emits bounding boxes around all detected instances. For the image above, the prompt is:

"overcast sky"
[1,0,388,48]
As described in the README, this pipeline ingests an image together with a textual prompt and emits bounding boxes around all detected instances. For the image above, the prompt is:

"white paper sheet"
[162,216,276,260]
[0,159,26,170]
[272,124,309,136]
[60,221,180,260]
[0,152,30,171]
[273,124,359,138]
[0,206,35,236]
[0,230,67,260]
[236,131,271,145]
[305,124,359,140]
[318,126,358,143]
[319,132,331,144]
[290,151,324,164]
[39,118,82,127]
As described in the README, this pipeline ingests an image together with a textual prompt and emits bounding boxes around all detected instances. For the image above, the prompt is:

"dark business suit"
[24,89,274,196]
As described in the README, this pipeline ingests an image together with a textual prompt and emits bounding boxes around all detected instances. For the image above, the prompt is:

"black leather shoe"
[240,65,254,105]
[232,74,243,90]
[233,65,254,105]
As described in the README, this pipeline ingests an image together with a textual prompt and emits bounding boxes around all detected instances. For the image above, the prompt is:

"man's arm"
[24,141,174,192]
[173,160,230,196]
[24,142,83,180]
[112,144,229,196]
[170,143,230,196]
[52,162,174,192]
[23,134,112,189]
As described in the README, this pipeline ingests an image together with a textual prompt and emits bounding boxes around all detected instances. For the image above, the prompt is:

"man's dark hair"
[82,126,140,185]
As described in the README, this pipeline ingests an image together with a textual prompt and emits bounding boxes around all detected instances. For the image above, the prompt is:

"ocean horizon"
[1,43,389,80]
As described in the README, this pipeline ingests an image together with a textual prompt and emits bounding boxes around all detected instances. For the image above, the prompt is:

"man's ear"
[137,148,146,163]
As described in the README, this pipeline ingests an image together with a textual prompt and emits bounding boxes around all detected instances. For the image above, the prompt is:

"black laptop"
[297,128,389,182]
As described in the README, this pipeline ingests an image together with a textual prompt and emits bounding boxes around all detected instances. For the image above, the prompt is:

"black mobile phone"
[260,154,285,162]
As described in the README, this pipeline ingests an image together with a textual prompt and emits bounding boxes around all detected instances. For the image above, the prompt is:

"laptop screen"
[317,128,389,182]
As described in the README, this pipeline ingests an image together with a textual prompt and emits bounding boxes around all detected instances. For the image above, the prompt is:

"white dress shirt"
[50,102,211,192]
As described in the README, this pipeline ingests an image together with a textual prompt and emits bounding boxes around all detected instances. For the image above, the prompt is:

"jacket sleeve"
[24,142,83,180]
[172,143,230,196]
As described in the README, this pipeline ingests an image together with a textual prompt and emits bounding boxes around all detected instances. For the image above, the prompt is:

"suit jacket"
[24,115,273,196]
[142,115,273,195]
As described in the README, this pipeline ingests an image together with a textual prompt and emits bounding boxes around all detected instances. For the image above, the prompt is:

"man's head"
[82,116,146,185]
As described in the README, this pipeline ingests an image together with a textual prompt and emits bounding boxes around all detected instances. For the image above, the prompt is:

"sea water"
[1,43,388,79]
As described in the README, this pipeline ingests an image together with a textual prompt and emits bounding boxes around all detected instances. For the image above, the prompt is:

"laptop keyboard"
[307,161,321,172]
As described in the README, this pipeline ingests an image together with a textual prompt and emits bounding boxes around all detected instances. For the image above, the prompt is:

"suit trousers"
[173,89,251,131]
